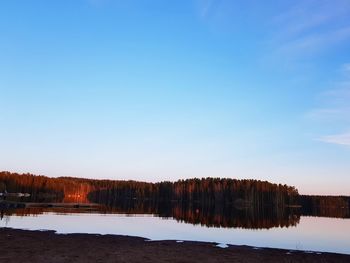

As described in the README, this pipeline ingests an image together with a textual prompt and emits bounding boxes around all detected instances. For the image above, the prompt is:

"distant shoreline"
[0,228,349,263]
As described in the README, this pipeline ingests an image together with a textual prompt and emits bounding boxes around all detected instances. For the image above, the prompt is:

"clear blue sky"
[1,0,350,195]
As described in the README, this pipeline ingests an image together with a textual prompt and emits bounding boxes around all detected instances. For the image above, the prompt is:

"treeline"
[0,171,299,207]
[89,178,299,208]
[0,172,92,202]
[299,195,350,218]
[1,171,349,219]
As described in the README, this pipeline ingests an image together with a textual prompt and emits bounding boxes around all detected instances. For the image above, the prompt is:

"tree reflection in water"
[0,201,301,229]
[2,196,350,230]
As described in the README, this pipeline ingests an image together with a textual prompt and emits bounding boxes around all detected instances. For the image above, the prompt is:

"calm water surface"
[1,208,349,255]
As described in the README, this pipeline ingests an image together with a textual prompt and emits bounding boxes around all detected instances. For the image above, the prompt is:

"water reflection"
[1,197,349,230]
[2,200,350,254]
[0,201,299,229]
[101,200,301,229]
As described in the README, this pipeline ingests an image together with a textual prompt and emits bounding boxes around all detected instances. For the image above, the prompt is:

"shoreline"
[1,228,349,262]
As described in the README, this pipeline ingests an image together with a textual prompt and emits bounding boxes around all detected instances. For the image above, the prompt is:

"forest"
[1,171,349,219]
[0,171,298,206]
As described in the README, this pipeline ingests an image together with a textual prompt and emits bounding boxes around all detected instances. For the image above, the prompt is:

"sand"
[0,228,349,262]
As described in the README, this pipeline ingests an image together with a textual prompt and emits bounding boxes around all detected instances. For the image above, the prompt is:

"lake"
[1,205,349,255]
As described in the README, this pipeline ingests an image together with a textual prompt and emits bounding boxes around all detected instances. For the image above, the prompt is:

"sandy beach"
[0,228,349,263]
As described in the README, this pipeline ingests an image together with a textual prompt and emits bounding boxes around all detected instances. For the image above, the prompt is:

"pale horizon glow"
[1,0,350,195]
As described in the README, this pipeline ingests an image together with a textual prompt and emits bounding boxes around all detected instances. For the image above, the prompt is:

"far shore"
[0,228,349,263]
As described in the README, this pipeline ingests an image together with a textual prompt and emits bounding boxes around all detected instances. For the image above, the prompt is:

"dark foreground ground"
[0,228,349,263]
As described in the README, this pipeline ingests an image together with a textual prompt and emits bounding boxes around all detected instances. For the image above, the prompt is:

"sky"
[1,0,350,195]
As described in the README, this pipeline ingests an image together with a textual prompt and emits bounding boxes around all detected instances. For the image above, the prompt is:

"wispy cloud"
[87,0,109,7]
[195,0,222,19]
[276,26,350,56]
[269,0,350,57]
[307,63,350,147]
[310,80,350,122]
[306,108,350,122]
[321,82,350,103]
[318,132,350,146]
[197,0,215,18]
[273,0,350,34]
[343,63,350,74]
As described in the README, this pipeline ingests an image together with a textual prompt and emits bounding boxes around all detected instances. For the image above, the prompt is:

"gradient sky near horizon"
[1,0,350,195]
